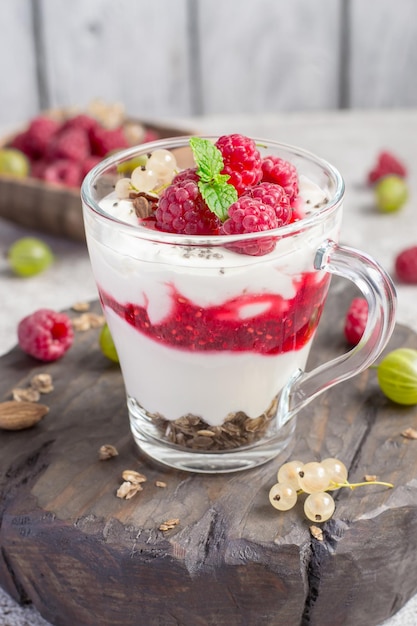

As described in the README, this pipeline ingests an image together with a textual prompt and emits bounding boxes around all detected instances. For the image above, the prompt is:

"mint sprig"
[189,136,237,221]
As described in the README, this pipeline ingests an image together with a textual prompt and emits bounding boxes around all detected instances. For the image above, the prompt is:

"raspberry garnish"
[47,127,90,162]
[215,134,263,196]
[172,167,199,184]
[261,156,299,202]
[246,182,291,226]
[368,151,407,184]
[344,297,368,345]
[395,246,417,284]
[221,196,278,255]
[155,179,221,235]
[18,309,74,362]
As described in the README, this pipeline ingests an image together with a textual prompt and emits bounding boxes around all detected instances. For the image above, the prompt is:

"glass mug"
[81,137,396,473]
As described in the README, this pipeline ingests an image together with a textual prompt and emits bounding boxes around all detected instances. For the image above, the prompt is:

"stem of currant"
[328,479,394,491]
[295,480,394,497]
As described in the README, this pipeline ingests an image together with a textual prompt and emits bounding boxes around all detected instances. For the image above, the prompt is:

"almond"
[0,400,49,431]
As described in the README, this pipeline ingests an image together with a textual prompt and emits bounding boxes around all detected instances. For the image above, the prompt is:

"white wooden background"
[1,0,417,127]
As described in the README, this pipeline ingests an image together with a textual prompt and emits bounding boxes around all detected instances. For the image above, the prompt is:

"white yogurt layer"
[106,307,311,425]
[85,178,341,426]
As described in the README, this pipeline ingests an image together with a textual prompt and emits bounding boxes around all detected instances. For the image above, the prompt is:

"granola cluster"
[149,395,278,451]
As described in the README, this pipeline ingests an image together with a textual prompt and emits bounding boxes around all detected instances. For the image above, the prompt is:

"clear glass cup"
[81,136,396,473]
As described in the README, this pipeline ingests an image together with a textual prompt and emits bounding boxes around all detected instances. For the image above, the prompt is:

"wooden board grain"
[39,0,192,118]
[3,0,417,128]
[0,3,40,127]
[198,0,342,114]
[350,0,417,108]
[0,279,417,626]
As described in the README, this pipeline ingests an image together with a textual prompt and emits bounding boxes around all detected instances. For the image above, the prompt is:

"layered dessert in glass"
[82,135,343,471]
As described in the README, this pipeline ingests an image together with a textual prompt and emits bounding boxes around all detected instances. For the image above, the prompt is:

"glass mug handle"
[278,239,397,423]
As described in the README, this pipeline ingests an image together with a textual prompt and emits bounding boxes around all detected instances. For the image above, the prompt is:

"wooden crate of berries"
[0,101,191,242]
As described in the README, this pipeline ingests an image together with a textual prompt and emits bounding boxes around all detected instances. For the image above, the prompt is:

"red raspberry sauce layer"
[99,273,330,355]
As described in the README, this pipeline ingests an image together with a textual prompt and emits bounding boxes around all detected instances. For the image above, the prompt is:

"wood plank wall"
[1,0,417,127]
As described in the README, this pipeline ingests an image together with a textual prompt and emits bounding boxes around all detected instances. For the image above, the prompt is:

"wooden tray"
[0,114,192,242]
[0,280,417,626]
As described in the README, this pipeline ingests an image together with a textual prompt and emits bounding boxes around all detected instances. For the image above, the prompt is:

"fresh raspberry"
[18,309,74,362]
[47,127,90,162]
[8,132,34,158]
[261,156,299,202]
[395,246,417,284]
[143,129,159,143]
[344,297,368,345]
[215,134,262,196]
[24,116,61,158]
[81,155,102,178]
[61,113,99,133]
[89,125,129,157]
[245,182,291,226]
[42,160,83,187]
[30,159,48,179]
[172,167,199,184]
[221,196,278,256]
[155,179,221,235]
[368,151,407,184]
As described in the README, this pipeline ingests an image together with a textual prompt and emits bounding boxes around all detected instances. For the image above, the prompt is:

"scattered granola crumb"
[72,302,91,312]
[72,314,91,331]
[364,474,377,482]
[159,518,180,531]
[155,481,167,488]
[116,481,143,500]
[132,195,156,219]
[88,313,106,328]
[310,525,324,541]
[99,444,119,460]
[122,470,147,484]
[31,373,54,393]
[11,373,54,403]
[196,429,216,437]
[12,387,41,403]
[401,427,417,440]
[72,312,105,331]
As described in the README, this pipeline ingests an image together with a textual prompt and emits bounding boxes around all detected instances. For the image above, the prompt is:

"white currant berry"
[131,166,158,192]
[269,483,298,511]
[115,177,132,199]
[277,460,304,490]
[297,461,331,494]
[304,492,335,522]
[158,168,176,185]
[147,149,177,174]
[321,458,348,484]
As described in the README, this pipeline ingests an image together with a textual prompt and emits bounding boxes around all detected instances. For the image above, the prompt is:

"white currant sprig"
[269,457,394,523]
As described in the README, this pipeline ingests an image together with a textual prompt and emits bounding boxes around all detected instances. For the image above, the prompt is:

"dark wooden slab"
[1,279,417,626]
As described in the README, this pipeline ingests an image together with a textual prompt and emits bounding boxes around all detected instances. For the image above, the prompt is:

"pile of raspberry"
[154,134,300,255]
[8,113,156,188]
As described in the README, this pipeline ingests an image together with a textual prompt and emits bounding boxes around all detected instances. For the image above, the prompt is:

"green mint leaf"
[214,172,231,186]
[190,136,237,221]
[189,136,224,182]
[198,180,238,222]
